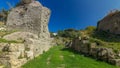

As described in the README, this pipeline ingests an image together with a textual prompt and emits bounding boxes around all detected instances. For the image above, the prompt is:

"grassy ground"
[22,46,118,68]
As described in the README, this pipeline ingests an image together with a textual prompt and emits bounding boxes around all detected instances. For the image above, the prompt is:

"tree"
[0,9,9,23]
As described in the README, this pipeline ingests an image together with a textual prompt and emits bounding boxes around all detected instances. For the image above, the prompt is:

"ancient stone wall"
[68,37,120,66]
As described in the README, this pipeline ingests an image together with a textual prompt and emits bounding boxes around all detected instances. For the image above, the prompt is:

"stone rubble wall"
[68,37,120,66]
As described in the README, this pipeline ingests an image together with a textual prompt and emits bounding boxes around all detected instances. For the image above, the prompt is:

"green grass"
[22,46,118,68]
[0,30,23,43]
[0,38,23,43]
[0,30,17,37]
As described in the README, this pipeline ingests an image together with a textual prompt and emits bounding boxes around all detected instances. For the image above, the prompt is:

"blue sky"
[0,0,120,32]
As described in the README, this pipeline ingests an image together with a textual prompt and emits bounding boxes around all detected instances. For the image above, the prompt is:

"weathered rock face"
[97,11,120,34]
[7,0,50,38]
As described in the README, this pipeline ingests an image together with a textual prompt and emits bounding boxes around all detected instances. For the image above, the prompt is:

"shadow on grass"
[91,30,120,43]
[61,47,109,63]
[61,47,82,55]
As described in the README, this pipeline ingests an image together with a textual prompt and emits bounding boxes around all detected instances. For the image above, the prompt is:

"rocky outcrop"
[68,37,120,66]
[6,0,50,38]
[97,11,120,34]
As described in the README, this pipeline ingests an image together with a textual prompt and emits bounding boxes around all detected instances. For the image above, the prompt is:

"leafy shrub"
[58,28,81,39]
[0,9,9,23]
[89,38,107,46]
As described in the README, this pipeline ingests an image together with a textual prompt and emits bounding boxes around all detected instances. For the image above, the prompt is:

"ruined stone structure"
[1,32,52,68]
[0,0,52,68]
[97,11,120,34]
[7,0,50,38]
[68,37,120,66]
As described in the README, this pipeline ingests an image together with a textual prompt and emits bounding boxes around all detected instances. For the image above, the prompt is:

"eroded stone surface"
[7,1,50,38]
